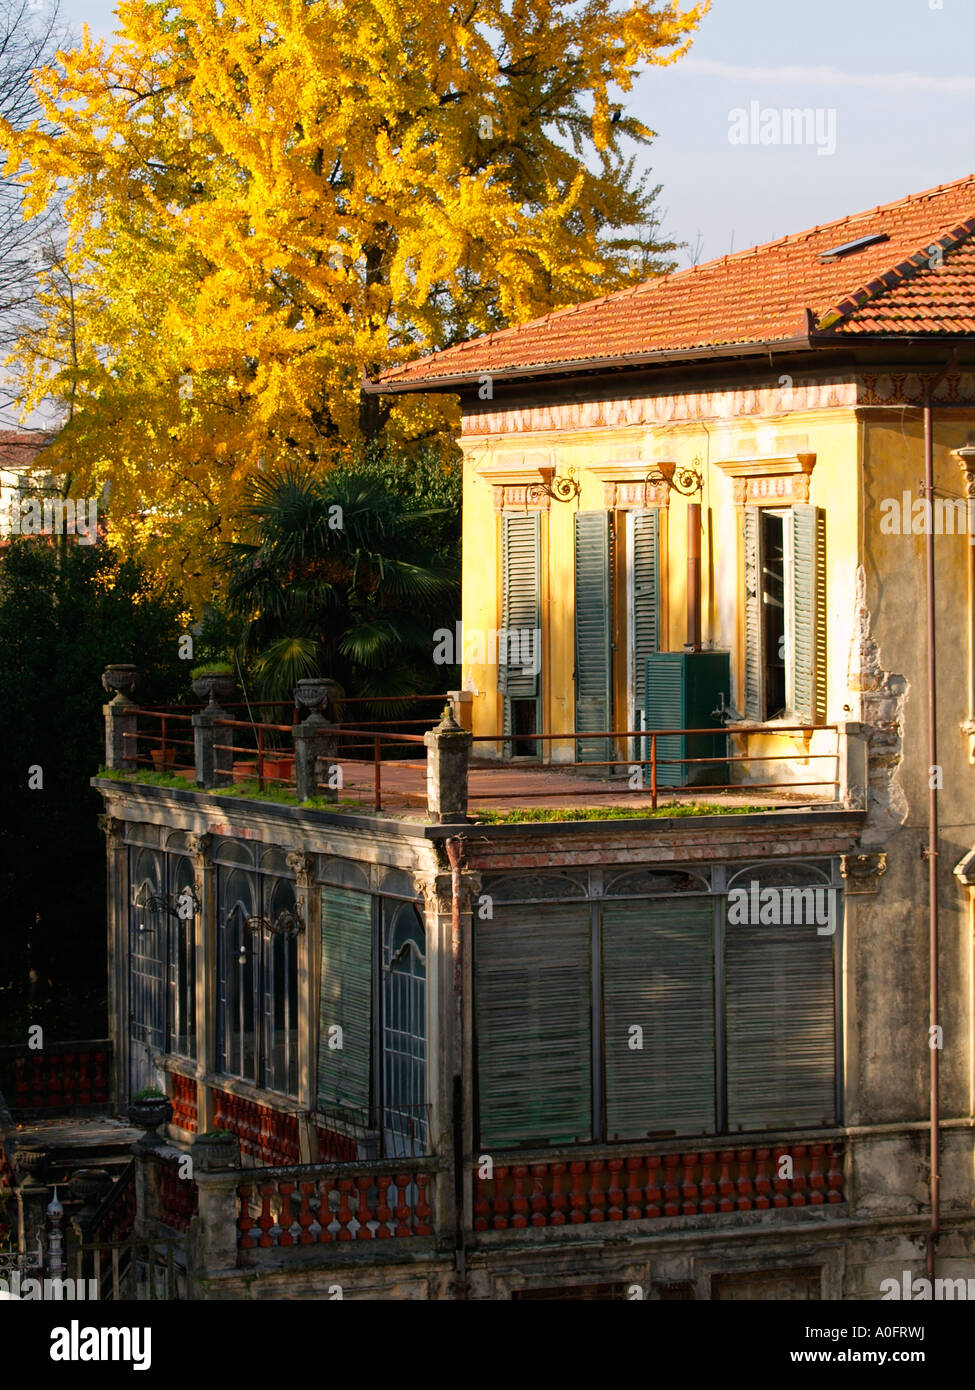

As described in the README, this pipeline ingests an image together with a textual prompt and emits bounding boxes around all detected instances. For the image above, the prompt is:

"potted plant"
[232,759,258,785]
[191,1128,240,1172]
[262,752,295,782]
[191,661,236,706]
[126,1086,174,1132]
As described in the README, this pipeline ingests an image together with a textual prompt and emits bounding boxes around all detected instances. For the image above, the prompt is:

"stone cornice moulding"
[714,452,817,508]
[475,447,555,486]
[713,452,817,479]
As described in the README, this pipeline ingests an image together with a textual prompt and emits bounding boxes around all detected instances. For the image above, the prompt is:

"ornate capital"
[98,814,125,842]
[185,832,212,860]
[413,870,483,916]
[286,851,316,887]
[841,852,887,895]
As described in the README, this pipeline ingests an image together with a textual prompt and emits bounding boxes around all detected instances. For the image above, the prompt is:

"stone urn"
[101,664,139,702]
[191,672,236,706]
[13,1145,48,1183]
[126,1095,174,1134]
[71,1167,113,1206]
[190,1130,240,1173]
[295,677,341,722]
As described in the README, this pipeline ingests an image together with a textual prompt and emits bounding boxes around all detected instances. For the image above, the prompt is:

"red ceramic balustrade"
[212,1089,300,1166]
[169,1073,198,1134]
[11,1045,110,1112]
[237,1170,433,1247]
[473,1145,844,1231]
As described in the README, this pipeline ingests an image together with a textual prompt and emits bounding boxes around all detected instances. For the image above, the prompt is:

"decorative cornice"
[185,833,212,860]
[413,870,483,916]
[714,453,817,508]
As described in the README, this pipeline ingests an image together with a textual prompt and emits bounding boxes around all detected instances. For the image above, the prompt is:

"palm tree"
[224,460,458,700]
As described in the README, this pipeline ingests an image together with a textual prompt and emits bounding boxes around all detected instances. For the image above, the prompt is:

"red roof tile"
[0,430,56,470]
[377,175,975,388]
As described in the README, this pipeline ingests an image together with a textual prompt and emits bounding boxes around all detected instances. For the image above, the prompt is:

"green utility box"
[643,651,731,788]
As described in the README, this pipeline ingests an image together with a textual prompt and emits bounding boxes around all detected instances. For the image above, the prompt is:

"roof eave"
[366,332,819,395]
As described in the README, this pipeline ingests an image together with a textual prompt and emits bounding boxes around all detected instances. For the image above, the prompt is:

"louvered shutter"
[601,897,715,1138]
[725,911,837,1130]
[476,904,592,1147]
[574,511,613,761]
[499,512,540,698]
[632,510,660,724]
[318,887,372,1111]
[743,506,762,720]
[792,506,827,723]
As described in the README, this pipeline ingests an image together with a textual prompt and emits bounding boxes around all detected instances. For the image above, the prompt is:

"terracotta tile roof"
[0,429,56,470]
[377,174,975,389]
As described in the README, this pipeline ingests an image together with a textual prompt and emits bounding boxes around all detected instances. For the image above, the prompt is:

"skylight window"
[819,232,890,262]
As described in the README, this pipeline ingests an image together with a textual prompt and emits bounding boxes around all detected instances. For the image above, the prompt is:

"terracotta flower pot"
[263,755,295,782]
[232,760,258,785]
[151,748,176,772]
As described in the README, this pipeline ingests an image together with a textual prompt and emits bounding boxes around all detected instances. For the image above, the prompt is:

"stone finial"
[424,709,472,824]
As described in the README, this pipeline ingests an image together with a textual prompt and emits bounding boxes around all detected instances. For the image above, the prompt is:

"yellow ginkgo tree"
[2,0,708,595]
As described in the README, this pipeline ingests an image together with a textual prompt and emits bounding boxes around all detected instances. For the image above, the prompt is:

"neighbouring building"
[7,176,975,1301]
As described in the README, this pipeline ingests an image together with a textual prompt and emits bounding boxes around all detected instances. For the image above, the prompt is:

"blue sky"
[41,0,975,269]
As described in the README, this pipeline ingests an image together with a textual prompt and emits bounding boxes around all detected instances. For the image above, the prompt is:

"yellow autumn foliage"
[2,0,708,599]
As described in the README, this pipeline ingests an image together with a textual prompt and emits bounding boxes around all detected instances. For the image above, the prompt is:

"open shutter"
[318,887,372,1112]
[601,897,715,1138]
[725,906,837,1130]
[499,512,540,698]
[631,510,660,725]
[574,511,613,761]
[476,904,592,1147]
[792,505,827,723]
[743,506,762,720]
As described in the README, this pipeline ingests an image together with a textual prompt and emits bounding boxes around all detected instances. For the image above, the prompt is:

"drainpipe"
[445,835,467,1297]
[922,348,959,1278]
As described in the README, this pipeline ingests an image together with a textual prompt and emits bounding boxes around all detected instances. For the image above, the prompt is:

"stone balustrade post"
[101,665,139,771]
[189,1168,241,1289]
[193,706,232,788]
[447,689,473,732]
[424,709,472,824]
[293,717,339,802]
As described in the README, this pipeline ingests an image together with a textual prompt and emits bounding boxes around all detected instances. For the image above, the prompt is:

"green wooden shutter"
[601,897,715,1138]
[499,512,540,698]
[574,511,613,761]
[632,510,660,724]
[743,506,762,720]
[318,887,372,1111]
[476,904,592,1147]
[725,911,837,1130]
[792,506,827,724]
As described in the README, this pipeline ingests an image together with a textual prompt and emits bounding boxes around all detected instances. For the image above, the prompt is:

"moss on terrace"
[97,769,774,824]
[473,803,771,824]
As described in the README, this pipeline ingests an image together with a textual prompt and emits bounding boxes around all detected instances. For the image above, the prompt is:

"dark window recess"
[509,697,537,758]
[761,509,786,719]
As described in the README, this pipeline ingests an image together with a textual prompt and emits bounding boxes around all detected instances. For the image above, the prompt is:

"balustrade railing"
[473,1143,844,1231]
[237,1159,437,1248]
[0,1039,112,1114]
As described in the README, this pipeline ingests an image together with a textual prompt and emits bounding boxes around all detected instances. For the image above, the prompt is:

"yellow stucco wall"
[459,391,863,784]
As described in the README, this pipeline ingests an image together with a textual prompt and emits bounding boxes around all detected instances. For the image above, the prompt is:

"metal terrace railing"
[469,724,842,810]
[107,669,859,816]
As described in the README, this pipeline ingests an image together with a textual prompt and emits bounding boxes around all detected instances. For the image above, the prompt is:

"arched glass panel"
[166,855,197,1059]
[382,902,427,1156]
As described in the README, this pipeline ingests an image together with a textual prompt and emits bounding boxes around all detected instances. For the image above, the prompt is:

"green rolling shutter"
[792,505,827,724]
[632,510,660,724]
[318,887,372,1111]
[743,506,762,720]
[725,913,836,1130]
[476,904,592,1148]
[574,511,613,761]
[601,897,716,1138]
[499,512,540,699]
